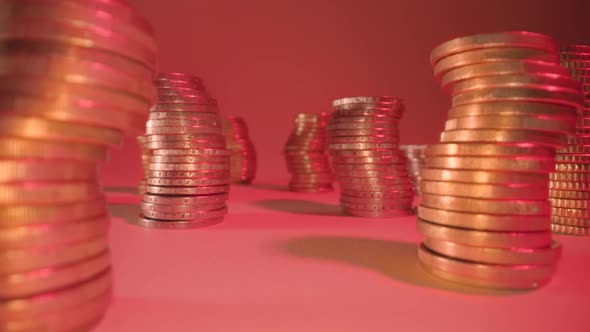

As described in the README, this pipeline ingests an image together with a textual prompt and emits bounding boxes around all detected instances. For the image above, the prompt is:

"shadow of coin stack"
[400,145,427,196]
[284,112,334,192]
[137,135,151,194]
[549,45,590,236]
[0,0,157,329]
[417,31,582,289]
[222,116,257,184]
[138,73,230,229]
[327,97,414,217]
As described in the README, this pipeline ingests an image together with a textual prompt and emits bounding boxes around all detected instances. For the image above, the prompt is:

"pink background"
[101,0,590,186]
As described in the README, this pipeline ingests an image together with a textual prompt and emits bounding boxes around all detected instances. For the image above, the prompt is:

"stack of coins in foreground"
[284,112,333,192]
[417,31,582,289]
[400,145,427,196]
[0,0,157,329]
[222,116,257,184]
[549,45,590,236]
[138,73,230,229]
[327,97,414,217]
[137,135,150,194]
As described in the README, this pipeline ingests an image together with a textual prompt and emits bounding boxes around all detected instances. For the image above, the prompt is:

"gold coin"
[551,223,590,236]
[420,180,548,199]
[132,215,223,229]
[149,162,229,172]
[440,129,565,146]
[550,171,590,182]
[444,114,574,133]
[426,156,555,172]
[418,205,549,231]
[0,198,107,227]
[551,206,590,219]
[555,154,590,163]
[0,160,97,183]
[421,168,547,185]
[549,189,590,199]
[421,193,550,215]
[555,163,590,172]
[426,142,554,157]
[145,185,229,195]
[430,31,557,64]
[142,207,227,221]
[549,197,590,209]
[452,87,584,109]
[448,101,577,119]
[0,137,107,161]
[145,139,226,149]
[549,179,590,190]
[551,215,590,227]
[0,181,101,205]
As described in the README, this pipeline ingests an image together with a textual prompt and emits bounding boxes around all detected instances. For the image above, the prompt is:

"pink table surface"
[97,184,590,332]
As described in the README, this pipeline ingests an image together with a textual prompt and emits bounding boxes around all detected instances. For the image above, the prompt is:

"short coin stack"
[400,145,427,196]
[138,73,230,229]
[327,97,414,217]
[0,0,157,329]
[137,135,150,194]
[549,44,590,236]
[284,112,334,192]
[417,31,582,289]
[222,116,257,184]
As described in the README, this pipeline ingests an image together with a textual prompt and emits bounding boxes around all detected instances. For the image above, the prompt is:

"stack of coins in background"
[0,0,157,329]
[400,145,427,196]
[137,135,150,194]
[138,73,230,229]
[417,31,582,289]
[284,112,334,192]
[549,45,590,236]
[327,97,414,217]
[222,116,257,184]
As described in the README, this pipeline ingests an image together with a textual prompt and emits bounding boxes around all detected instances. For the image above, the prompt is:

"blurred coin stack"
[417,31,582,289]
[137,135,150,194]
[400,145,427,195]
[0,0,157,329]
[138,73,230,229]
[284,112,334,192]
[327,97,414,217]
[549,45,590,236]
[222,116,257,184]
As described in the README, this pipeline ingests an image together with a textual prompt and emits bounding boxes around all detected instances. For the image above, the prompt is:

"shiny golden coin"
[0,137,108,161]
[551,223,590,236]
[418,244,554,290]
[550,171,590,182]
[555,163,590,172]
[421,168,548,185]
[452,87,584,109]
[447,101,577,119]
[555,154,590,164]
[0,198,107,227]
[430,31,557,64]
[549,180,590,191]
[426,142,554,157]
[444,114,574,133]
[426,156,554,172]
[551,206,590,219]
[549,189,590,199]
[440,129,565,147]
[0,160,97,183]
[424,238,560,265]
[418,205,549,231]
[420,180,548,200]
[0,181,101,205]
[421,193,550,215]
[152,148,228,156]
[551,215,590,227]
[549,198,590,209]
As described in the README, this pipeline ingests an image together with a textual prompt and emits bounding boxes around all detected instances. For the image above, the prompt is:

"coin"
[452,87,584,109]
[440,129,565,146]
[420,193,550,215]
[444,114,574,133]
[132,215,223,229]
[447,101,577,119]
[145,185,229,195]
[420,180,548,199]
[142,207,227,221]
[426,156,555,172]
[551,224,590,236]
[421,168,548,184]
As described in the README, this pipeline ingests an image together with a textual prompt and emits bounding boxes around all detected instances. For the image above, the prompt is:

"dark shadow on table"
[256,199,343,216]
[279,236,529,296]
[247,183,290,192]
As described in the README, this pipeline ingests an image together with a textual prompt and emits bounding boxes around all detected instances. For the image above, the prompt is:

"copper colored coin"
[420,193,550,215]
[426,142,555,157]
[451,87,584,109]
[328,135,398,144]
[440,129,565,147]
[549,189,590,199]
[144,137,225,149]
[145,185,229,195]
[551,215,590,227]
[132,215,223,229]
[551,206,590,219]
[420,168,548,185]
[144,133,224,142]
[331,155,405,164]
[328,142,398,150]
[338,176,413,185]
[142,207,227,221]
[551,223,590,236]
[549,198,590,209]
[554,163,590,172]
[447,101,577,119]
[342,207,412,218]
[148,170,230,179]
[149,162,229,171]
[341,190,414,199]
[147,177,228,187]
[426,156,555,172]
[141,201,226,213]
[444,114,574,134]
[0,137,108,161]
[0,160,97,183]
[420,180,548,199]
[0,181,101,205]
[330,149,397,158]
[150,154,228,163]
[152,148,228,156]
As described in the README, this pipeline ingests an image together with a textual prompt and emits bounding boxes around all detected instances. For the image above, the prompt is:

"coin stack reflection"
[222,116,257,184]
[0,0,157,329]
[138,73,230,229]
[137,135,150,194]
[549,45,590,236]
[284,112,333,192]
[418,31,582,289]
[401,145,427,196]
[327,97,414,217]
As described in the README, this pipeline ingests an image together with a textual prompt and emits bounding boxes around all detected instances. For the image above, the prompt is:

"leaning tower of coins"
[417,31,582,289]
[284,112,334,192]
[549,45,590,236]
[400,145,427,196]
[138,73,230,229]
[0,0,157,329]
[222,116,257,184]
[327,97,414,217]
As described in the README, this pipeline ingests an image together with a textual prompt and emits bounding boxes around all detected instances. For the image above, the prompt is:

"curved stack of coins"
[138,73,230,229]
[0,0,157,329]
[284,112,333,192]
[327,97,414,217]
[417,31,582,289]
[400,145,427,196]
[549,45,590,236]
[222,116,257,184]
[137,135,150,194]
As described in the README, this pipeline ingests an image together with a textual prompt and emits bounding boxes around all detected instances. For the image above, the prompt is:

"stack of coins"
[327,97,414,217]
[137,135,150,194]
[0,0,157,329]
[138,73,230,229]
[222,116,257,184]
[284,112,333,192]
[549,45,590,236]
[417,31,582,289]
[401,145,427,196]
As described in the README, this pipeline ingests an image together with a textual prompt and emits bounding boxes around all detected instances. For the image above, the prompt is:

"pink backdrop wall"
[100,0,590,186]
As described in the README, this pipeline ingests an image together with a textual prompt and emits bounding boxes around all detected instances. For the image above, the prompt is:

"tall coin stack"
[0,0,157,329]
[222,116,257,184]
[549,45,590,236]
[401,145,427,196]
[417,31,582,289]
[327,97,414,217]
[138,73,230,229]
[284,112,333,192]
[137,135,150,194]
